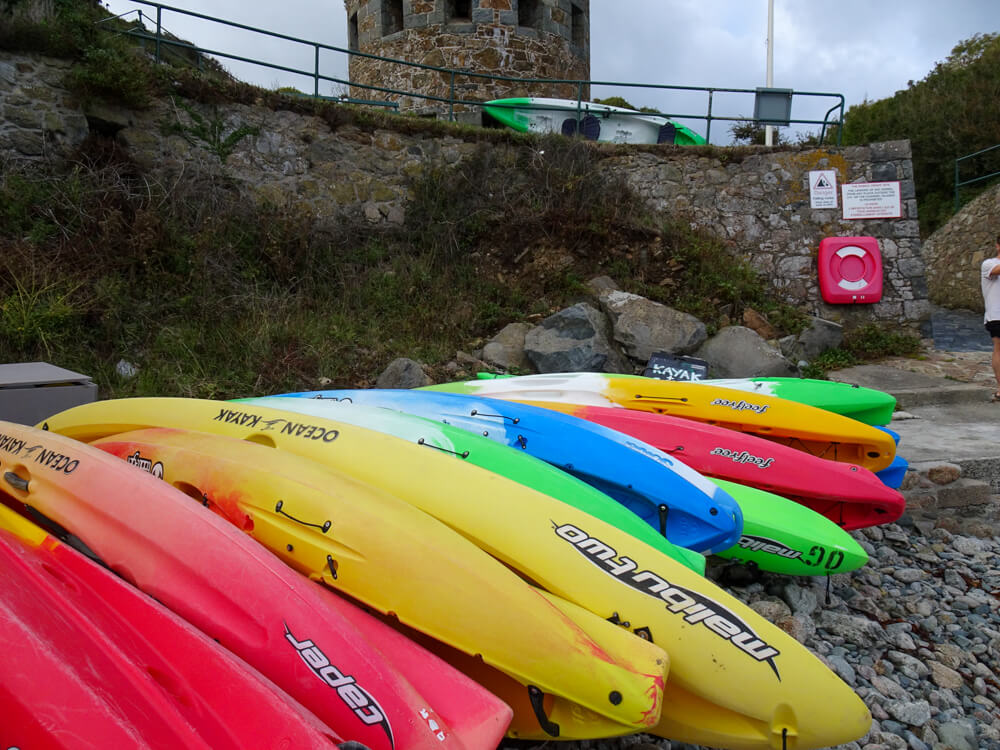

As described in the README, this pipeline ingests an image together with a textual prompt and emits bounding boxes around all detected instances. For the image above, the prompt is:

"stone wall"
[605,142,929,332]
[0,53,929,331]
[344,0,589,114]
[921,182,1000,313]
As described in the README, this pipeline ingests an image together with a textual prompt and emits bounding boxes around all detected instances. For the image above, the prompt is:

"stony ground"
[505,522,1000,750]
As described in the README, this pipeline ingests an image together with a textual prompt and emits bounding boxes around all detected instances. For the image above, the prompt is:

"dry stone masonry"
[344,0,590,115]
[0,52,928,332]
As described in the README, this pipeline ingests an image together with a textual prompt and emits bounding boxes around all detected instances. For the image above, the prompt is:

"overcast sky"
[100,0,996,143]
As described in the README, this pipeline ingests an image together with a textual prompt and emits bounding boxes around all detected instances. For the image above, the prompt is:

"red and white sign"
[818,236,883,304]
[841,182,902,220]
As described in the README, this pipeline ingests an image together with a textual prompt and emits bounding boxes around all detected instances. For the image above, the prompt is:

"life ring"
[818,236,883,304]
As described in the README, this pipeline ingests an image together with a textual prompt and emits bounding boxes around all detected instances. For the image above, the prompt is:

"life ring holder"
[818,236,883,304]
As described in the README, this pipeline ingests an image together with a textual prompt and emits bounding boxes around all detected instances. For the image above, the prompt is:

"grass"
[800,324,923,379]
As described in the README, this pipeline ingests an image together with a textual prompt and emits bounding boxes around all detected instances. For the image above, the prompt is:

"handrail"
[955,144,1000,211]
[104,0,845,144]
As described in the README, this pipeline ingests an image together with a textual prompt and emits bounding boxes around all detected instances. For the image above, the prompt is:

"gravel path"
[505,524,1000,750]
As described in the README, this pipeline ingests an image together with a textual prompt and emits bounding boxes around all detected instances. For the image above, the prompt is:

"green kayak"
[711,478,868,576]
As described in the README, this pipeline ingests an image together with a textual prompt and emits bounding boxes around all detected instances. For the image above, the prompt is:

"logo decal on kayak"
[710,398,769,415]
[0,434,79,474]
[709,447,774,469]
[213,408,339,443]
[125,451,164,479]
[285,624,395,746]
[736,535,802,560]
[554,522,781,679]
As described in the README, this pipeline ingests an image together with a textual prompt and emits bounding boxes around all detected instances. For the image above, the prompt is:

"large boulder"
[482,322,534,373]
[695,326,798,377]
[525,303,630,373]
[599,290,707,361]
[376,357,432,388]
[779,317,844,363]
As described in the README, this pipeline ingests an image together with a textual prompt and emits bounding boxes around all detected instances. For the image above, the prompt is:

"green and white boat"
[482,97,706,145]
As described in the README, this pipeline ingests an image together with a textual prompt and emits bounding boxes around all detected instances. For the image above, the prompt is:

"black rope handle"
[274,500,331,533]
[417,438,469,459]
[469,409,519,424]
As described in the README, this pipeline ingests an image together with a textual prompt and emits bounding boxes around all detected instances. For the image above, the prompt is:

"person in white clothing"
[981,235,1000,401]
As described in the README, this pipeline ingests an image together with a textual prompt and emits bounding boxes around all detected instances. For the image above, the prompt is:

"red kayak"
[0,421,511,750]
[0,503,339,749]
[553,405,905,530]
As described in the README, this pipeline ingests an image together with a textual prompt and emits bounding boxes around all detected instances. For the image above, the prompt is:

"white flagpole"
[765,0,774,145]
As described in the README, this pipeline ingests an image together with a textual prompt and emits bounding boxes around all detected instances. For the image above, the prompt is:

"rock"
[929,661,964,691]
[780,316,844,362]
[885,699,931,727]
[695,326,798,377]
[598,290,707,360]
[375,357,431,388]
[586,275,620,295]
[815,610,887,647]
[742,307,779,340]
[115,359,138,378]
[481,322,534,373]
[926,463,962,485]
[935,720,978,750]
[524,302,630,373]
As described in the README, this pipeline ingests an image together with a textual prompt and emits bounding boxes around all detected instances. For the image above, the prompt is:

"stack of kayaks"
[9,366,908,749]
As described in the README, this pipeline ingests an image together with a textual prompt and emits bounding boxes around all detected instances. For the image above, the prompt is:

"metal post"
[955,158,961,212]
[314,44,320,97]
[765,0,774,146]
[155,5,162,63]
[449,70,455,122]
[706,89,714,144]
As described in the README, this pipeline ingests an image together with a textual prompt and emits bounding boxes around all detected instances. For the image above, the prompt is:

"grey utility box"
[0,362,97,426]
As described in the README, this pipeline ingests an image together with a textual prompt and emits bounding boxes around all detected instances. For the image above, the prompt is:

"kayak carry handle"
[527,685,560,737]
[417,437,469,459]
[274,500,331,533]
[469,409,520,424]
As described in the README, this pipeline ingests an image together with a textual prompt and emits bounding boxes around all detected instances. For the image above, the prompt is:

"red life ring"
[818,236,883,304]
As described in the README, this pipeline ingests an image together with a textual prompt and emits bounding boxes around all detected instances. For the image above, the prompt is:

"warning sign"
[809,170,838,209]
[842,181,902,220]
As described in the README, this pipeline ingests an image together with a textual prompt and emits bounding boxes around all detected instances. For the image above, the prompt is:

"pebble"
[515,524,1000,750]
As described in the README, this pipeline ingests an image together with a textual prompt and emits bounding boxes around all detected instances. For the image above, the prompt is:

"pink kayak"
[0,421,512,750]
[550,405,905,530]
[0,503,340,749]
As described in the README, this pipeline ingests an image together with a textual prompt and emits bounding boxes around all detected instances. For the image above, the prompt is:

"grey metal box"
[0,362,97,426]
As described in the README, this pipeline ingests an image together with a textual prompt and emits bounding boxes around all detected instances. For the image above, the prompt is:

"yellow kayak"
[43,398,871,750]
[423,372,896,472]
[90,426,667,736]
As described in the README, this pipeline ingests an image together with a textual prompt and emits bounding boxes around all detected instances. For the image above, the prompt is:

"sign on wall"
[809,170,838,209]
[842,181,902,220]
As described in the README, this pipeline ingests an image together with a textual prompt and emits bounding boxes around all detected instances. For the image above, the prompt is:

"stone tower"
[343,0,590,116]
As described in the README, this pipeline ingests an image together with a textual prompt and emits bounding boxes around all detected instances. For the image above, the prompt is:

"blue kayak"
[276,389,743,554]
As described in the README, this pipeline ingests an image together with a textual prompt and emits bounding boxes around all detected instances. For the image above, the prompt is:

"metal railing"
[955,144,1000,211]
[102,0,845,144]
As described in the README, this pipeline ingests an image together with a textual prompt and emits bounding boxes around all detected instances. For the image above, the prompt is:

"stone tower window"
[348,11,359,50]
[518,0,539,28]
[570,2,585,48]
[447,0,472,20]
[382,0,403,35]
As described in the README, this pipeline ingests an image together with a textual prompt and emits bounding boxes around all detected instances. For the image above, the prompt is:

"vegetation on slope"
[0,1,923,398]
[841,32,1000,235]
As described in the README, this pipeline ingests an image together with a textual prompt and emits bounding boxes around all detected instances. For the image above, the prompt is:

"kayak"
[515,401,905,530]
[478,372,897,427]
[482,97,706,145]
[274,389,741,555]
[42,398,872,750]
[238,395,705,574]
[696,377,896,426]
[0,500,339,749]
[92,425,669,736]
[422,373,896,472]
[0,420,511,750]
[711,479,869,576]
